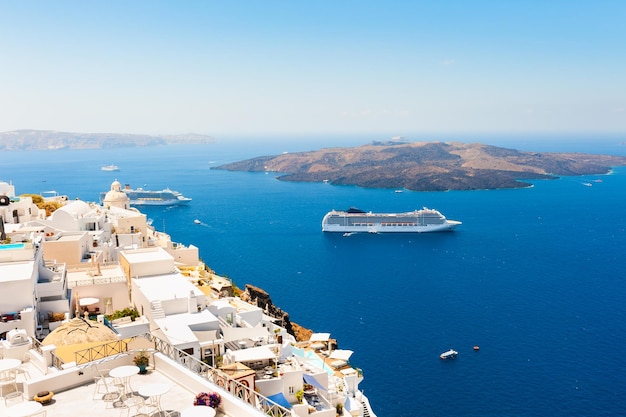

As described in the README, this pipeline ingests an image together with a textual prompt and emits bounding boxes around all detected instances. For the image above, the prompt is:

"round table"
[109,365,139,396]
[0,358,21,374]
[181,406,217,417]
[6,401,43,417]
[138,383,170,414]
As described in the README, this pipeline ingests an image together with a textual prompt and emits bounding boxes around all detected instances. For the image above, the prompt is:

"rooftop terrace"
[0,366,225,417]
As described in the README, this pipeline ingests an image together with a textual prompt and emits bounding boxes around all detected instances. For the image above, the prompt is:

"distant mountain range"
[0,129,215,151]
[214,141,626,191]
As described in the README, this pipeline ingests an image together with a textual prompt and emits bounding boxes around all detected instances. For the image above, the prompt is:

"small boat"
[394,189,403,193]
[194,219,201,225]
[440,349,458,360]
[582,182,592,187]
[101,165,120,171]
[343,232,354,237]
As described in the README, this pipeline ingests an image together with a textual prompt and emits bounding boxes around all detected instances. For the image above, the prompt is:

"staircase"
[361,400,371,417]
[150,300,165,320]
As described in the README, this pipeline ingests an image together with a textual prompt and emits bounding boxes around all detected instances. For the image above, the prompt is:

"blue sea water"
[2,136,626,416]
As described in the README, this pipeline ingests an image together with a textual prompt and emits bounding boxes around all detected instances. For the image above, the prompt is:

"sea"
[2,134,626,417]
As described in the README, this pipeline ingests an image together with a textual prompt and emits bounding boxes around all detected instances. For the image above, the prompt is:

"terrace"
[1,334,290,417]
[1,364,219,417]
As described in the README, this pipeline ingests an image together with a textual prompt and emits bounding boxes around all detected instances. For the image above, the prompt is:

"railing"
[74,339,129,365]
[65,260,120,271]
[146,333,291,417]
[64,332,291,416]
[50,351,65,369]
[31,337,44,356]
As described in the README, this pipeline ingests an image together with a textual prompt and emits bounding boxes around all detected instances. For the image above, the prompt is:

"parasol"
[79,297,100,306]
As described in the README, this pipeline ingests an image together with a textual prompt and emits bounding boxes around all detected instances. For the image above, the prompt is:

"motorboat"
[440,349,458,360]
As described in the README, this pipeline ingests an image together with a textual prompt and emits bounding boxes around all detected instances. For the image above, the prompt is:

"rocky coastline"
[241,284,337,347]
[214,141,626,191]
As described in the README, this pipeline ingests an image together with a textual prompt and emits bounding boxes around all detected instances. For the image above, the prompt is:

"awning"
[309,333,330,342]
[265,392,292,409]
[304,374,327,391]
[79,297,100,306]
[329,349,353,361]
[228,346,277,363]
[192,330,220,342]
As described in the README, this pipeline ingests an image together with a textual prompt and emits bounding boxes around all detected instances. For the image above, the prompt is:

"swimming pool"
[292,347,335,375]
[0,243,25,250]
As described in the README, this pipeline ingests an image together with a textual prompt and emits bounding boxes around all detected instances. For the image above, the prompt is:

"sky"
[1,1,625,140]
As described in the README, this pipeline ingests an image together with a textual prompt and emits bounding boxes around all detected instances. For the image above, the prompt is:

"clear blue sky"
[1,1,624,139]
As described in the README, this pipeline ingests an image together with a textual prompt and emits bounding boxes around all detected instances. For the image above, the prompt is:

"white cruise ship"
[101,164,120,171]
[99,184,191,206]
[322,207,461,233]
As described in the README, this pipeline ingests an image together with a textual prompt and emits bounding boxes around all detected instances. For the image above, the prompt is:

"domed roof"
[103,180,129,205]
[42,317,118,347]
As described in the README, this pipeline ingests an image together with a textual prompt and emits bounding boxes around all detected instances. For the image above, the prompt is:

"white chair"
[0,369,18,401]
[93,368,122,407]
[119,395,158,417]
[16,354,31,381]
[3,390,24,407]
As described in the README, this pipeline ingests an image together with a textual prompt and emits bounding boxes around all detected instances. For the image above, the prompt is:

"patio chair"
[119,395,158,417]
[4,390,24,407]
[16,353,31,381]
[0,369,18,401]
[93,368,123,407]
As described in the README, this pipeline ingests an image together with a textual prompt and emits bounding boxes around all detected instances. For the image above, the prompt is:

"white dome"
[103,180,130,208]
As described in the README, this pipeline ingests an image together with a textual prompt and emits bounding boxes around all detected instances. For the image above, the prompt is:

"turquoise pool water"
[0,243,25,250]
[292,347,335,375]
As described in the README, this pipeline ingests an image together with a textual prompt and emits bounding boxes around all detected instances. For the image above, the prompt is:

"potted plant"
[194,392,221,408]
[133,350,149,374]
[295,389,304,404]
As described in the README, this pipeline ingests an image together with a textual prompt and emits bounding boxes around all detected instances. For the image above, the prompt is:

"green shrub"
[106,307,139,322]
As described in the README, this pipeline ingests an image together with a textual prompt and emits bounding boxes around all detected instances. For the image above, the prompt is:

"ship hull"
[322,208,461,233]
[128,198,191,206]
[323,222,460,233]
[99,186,191,206]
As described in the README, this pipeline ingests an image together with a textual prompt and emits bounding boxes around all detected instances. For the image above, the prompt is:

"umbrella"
[79,297,100,306]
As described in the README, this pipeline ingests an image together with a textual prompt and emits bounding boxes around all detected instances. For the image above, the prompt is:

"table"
[181,406,217,417]
[0,358,21,374]
[6,401,43,417]
[138,383,170,415]
[109,365,139,397]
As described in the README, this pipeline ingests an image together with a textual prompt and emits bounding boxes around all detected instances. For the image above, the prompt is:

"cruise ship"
[322,207,461,233]
[100,184,191,206]
[101,164,120,171]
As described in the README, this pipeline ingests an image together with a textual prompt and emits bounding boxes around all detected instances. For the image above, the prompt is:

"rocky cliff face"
[241,284,296,338]
[241,284,339,346]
